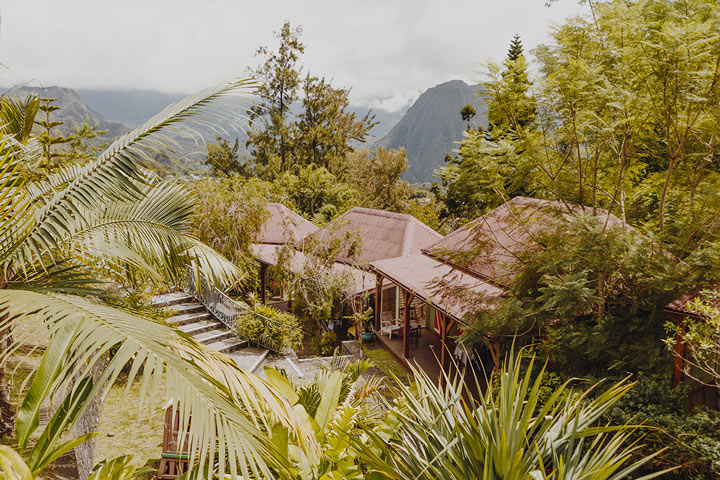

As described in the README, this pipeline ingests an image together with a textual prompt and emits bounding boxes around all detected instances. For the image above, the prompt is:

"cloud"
[0,0,587,111]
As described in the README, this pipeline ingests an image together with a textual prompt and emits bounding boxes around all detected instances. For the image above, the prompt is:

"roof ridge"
[400,219,415,256]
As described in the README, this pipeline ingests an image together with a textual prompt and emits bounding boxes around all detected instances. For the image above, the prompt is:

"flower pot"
[360,331,375,343]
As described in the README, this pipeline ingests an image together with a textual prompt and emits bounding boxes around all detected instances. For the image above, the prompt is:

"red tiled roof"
[426,196,626,286]
[307,207,443,265]
[256,203,319,245]
[370,253,504,323]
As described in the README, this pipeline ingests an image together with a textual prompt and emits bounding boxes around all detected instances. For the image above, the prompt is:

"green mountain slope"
[373,79,487,184]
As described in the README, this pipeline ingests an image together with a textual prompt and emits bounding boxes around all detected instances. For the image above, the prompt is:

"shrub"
[236,303,303,353]
[311,330,336,356]
[600,373,720,479]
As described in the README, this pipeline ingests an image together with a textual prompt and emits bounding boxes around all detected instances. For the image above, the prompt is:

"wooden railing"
[184,267,285,352]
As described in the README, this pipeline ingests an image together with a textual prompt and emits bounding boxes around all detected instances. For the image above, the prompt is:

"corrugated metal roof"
[425,196,626,286]
[256,203,319,245]
[307,207,443,265]
[370,253,504,323]
[250,243,374,296]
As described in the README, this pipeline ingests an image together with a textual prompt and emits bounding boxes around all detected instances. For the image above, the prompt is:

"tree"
[460,104,476,131]
[191,176,271,276]
[204,136,249,177]
[507,33,524,61]
[246,22,376,180]
[35,97,77,172]
[0,80,314,478]
[247,22,305,177]
[294,75,376,173]
[277,164,358,224]
[344,147,414,212]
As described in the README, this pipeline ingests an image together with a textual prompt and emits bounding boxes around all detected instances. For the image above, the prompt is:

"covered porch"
[370,253,503,383]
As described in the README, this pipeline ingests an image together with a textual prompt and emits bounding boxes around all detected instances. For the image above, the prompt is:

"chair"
[380,311,401,338]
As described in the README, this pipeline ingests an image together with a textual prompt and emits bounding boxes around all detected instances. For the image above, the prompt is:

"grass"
[94,374,167,470]
[363,345,412,385]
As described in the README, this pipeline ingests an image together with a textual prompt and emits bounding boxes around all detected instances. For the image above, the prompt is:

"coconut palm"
[355,353,673,480]
[0,80,315,479]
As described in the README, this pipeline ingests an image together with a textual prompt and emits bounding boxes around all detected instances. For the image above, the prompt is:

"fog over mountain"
[2,82,482,182]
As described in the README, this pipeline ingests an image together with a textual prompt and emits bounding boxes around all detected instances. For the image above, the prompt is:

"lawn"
[363,345,412,385]
[94,374,167,470]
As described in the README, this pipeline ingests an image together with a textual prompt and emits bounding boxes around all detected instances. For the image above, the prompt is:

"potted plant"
[347,307,375,343]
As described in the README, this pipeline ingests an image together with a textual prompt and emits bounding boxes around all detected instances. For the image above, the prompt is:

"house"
[369,196,627,377]
[665,291,720,410]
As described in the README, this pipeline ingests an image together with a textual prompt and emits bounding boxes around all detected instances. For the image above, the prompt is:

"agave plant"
[0,80,316,478]
[355,352,673,480]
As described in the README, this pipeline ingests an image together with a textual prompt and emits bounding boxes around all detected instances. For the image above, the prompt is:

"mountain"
[373,79,487,184]
[7,86,129,140]
[76,88,186,127]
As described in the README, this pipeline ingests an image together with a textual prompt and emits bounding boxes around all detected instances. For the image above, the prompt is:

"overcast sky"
[0,0,587,111]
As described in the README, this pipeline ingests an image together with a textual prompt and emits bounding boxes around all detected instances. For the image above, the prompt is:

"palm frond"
[7,79,258,280]
[0,290,315,479]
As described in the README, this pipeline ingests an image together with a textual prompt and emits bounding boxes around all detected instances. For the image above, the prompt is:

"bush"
[311,330,336,356]
[600,373,720,479]
[236,303,303,353]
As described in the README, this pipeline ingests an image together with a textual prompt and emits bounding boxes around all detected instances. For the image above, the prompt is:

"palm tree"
[355,352,673,479]
[0,80,315,478]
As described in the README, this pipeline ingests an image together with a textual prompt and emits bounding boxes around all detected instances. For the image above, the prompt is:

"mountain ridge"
[373,79,487,184]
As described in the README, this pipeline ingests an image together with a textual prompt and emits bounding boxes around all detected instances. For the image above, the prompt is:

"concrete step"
[167,312,211,327]
[194,328,233,345]
[151,292,194,308]
[169,302,205,315]
[179,319,223,336]
[207,337,248,354]
[227,348,270,372]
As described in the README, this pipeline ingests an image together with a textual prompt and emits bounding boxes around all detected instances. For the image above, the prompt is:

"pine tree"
[246,22,305,178]
[507,34,524,61]
[35,97,76,172]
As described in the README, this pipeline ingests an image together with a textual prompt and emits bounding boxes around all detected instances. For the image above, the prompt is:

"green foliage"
[343,147,413,212]
[311,330,337,356]
[265,354,384,479]
[236,302,303,352]
[191,176,271,275]
[276,164,358,224]
[601,373,720,479]
[355,351,671,479]
[204,136,249,178]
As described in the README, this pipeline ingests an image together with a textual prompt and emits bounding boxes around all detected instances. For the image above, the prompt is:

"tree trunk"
[0,314,13,436]
[72,357,105,479]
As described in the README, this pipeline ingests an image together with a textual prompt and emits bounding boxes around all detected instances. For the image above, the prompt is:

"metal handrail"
[184,267,288,353]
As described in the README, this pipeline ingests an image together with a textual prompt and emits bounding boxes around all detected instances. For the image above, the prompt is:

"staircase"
[151,292,269,373]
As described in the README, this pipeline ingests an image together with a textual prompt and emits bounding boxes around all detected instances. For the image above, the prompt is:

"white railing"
[184,267,285,352]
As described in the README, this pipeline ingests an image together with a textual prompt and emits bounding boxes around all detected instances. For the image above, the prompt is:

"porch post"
[260,263,267,305]
[440,313,447,373]
[403,290,414,358]
[374,273,383,331]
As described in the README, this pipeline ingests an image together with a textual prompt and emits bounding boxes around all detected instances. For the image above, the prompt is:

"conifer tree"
[35,97,76,171]
[507,33,524,61]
